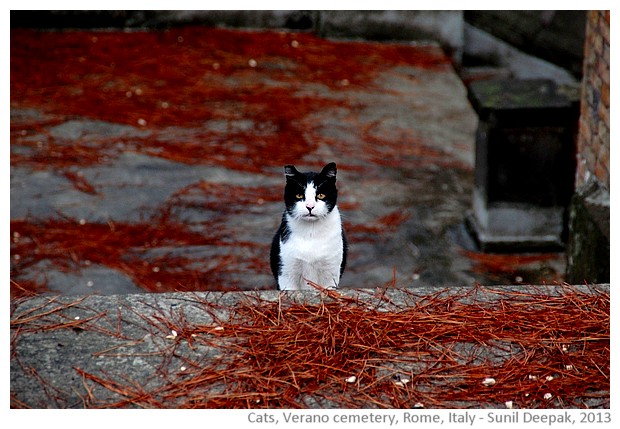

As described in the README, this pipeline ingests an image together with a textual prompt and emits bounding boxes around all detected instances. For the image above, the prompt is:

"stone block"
[466,79,579,251]
[565,182,610,283]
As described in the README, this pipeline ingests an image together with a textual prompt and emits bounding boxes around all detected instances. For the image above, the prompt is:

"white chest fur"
[278,207,344,290]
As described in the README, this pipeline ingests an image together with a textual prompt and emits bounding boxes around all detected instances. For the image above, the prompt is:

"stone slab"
[10,284,610,409]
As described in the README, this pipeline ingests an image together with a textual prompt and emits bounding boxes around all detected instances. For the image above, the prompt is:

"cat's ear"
[284,165,300,178]
[321,162,337,179]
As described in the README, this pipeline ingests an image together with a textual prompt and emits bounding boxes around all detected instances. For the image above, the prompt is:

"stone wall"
[463,11,586,78]
[566,10,610,284]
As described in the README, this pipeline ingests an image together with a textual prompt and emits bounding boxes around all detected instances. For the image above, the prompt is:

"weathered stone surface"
[466,79,579,252]
[566,183,610,284]
[10,284,610,408]
[464,11,586,77]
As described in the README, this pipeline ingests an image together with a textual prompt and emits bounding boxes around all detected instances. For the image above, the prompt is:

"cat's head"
[283,162,339,222]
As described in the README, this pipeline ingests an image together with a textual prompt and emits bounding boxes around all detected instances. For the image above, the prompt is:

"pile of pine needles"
[11,284,609,409]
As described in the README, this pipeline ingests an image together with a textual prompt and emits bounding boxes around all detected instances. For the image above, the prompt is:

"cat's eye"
[295,194,304,199]
[317,193,326,200]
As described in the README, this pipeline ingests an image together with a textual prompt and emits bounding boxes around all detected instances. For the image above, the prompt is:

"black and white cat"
[270,162,347,290]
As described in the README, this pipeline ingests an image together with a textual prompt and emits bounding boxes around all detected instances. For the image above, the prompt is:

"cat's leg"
[304,269,340,289]
[277,275,298,291]
[322,255,344,289]
[278,263,306,290]
[323,274,340,289]
[277,253,303,290]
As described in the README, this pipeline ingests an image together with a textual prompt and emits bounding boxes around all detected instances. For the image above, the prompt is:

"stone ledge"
[11,284,610,408]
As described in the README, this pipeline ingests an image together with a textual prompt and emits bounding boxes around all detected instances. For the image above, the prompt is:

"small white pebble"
[213,326,224,331]
[74,316,80,320]
[137,118,147,126]
[346,375,356,383]
[565,364,574,370]
[505,401,513,409]
[291,40,299,48]
[414,402,424,408]
[392,376,410,387]
[86,280,94,287]
[515,276,523,283]
[528,374,538,380]
[482,377,496,387]
[248,59,257,67]
[161,101,170,109]
[79,219,86,225]
[152,266,160,272]
[134,88,143,96]
[180,366,186,371]
[546,375,554,382]
[544,393,553,400]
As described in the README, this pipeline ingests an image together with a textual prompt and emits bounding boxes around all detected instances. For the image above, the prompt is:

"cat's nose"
[306,201,315,212]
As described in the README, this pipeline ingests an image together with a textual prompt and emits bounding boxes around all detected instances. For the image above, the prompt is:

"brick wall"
[576,10,610,190]
[565,10,610,284]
